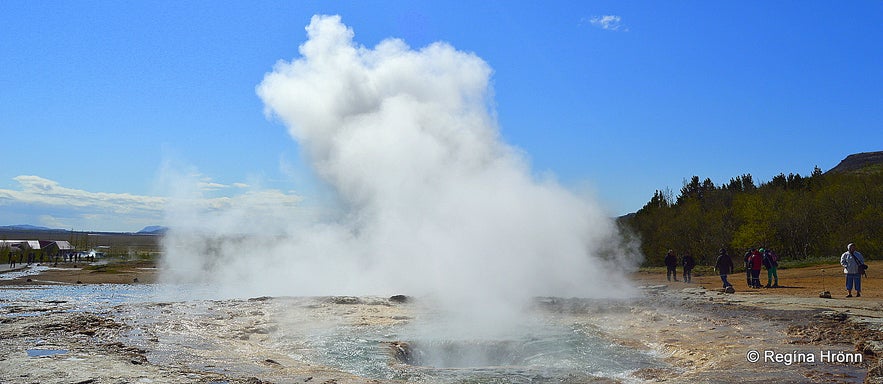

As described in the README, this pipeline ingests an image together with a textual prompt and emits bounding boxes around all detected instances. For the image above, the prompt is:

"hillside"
[826,151,883,174]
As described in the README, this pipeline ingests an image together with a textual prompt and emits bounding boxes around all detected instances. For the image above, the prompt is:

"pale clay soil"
[0,262,881,383]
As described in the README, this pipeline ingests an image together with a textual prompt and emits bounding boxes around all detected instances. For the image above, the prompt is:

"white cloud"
[0,175,166,214]
[586,15,628,32]
[0,175,303,232]
[197,181,229,191]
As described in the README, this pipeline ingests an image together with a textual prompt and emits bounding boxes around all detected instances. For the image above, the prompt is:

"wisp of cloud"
[160,15,641,334]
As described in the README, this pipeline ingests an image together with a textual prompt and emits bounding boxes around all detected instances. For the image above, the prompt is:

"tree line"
[620,165,882,266]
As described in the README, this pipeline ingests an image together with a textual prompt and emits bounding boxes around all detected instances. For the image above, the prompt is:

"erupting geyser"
[160,14,641,333]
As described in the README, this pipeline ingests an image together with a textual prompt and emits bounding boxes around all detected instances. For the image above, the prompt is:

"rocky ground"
[0,262,881,383]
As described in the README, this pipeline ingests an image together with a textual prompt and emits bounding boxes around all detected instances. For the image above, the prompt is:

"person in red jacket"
[748,248,763,288]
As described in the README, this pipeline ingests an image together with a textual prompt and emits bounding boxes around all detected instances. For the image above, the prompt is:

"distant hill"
[0,225,167,236]
[0,224,63,232]
[137,226,168,235]
[827,151,883,174]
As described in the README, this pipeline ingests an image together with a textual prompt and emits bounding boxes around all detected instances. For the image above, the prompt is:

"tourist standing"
[682,252,695,283]
[715,248,734,289]
[748,249,763,288]
[744,249,754,286]
[840,243,867,298]
[664,250,678,282]
[763,248,779,288]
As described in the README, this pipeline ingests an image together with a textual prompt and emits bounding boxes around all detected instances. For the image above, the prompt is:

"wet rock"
[327,296,361,305]
[535,297,558,305]
[868,360,883,384]
[819,291,832,298]
[815,311,847,321]
[387,341,414,364]
[245,325,278,335]
[857,340,883,356]
[389,295,409,303]
[248,296,273,302]
[263,358,281,366]
[632,367,678,381]
[640,285,668,293]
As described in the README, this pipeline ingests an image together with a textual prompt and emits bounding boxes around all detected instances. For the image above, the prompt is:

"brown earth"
[7,260,881,299]
[633,260,883,300]
[0,261,158,286]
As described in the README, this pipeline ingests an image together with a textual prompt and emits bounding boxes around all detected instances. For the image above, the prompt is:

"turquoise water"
[0,282,225,311]
[297,321,660,383]
[0,284,664,383]
[26,348,68,357]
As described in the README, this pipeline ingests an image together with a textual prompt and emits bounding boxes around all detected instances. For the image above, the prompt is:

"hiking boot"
[765,284,771,288]
[856,292,861,297]
[846,294,853,298]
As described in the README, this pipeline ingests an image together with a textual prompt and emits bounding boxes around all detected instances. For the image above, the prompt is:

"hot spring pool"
[0,284,667,383]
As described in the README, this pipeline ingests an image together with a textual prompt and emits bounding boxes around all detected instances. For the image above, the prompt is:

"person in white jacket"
[840,243,866,298]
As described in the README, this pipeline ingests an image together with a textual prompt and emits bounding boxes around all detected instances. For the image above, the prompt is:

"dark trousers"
[750,270,761,287]
[720,274,731,288]
[667,267,677,281]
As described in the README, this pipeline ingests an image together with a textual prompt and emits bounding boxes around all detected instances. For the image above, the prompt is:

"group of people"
[666,243,869,299]
[663,249,696,283]
[742,247,779,288]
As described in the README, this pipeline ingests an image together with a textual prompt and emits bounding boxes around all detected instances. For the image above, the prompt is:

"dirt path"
[634,260,883,300]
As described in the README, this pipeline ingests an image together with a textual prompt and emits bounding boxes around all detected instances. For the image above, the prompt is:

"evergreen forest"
[620,160,883,267]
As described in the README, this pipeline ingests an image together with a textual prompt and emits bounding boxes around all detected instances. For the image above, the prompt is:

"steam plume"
[161,15,640,327]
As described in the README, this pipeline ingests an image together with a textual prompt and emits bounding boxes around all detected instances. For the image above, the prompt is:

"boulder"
[389,295,410,303]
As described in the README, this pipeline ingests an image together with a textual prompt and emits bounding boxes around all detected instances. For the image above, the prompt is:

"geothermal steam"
[161,15,639,324]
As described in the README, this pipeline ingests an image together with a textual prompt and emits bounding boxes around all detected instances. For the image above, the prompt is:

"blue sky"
[1,1,881,232]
